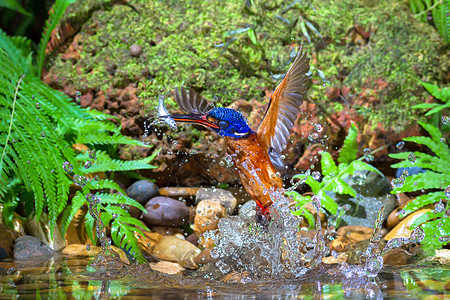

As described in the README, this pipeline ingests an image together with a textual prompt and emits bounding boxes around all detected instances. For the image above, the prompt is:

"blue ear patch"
[208,107,252,138]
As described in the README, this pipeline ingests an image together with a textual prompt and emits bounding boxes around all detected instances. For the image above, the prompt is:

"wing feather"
[257,48,310,161]
[174,87,214,114]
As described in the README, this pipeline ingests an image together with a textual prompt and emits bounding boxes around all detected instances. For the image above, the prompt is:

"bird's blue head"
[206,107,253,138]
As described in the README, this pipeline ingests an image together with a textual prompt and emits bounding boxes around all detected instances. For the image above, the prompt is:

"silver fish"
[157,95,177,130]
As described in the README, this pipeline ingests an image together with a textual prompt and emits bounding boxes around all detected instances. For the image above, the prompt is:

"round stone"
[141,196,190,226]
[126,180,159,205]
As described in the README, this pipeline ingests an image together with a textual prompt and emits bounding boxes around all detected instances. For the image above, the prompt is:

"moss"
[49,0,448,130]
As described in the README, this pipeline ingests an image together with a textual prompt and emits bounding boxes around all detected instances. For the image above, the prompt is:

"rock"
[193,248,213,265]
[159,187,200,197]
[431,249,450,265]
[129,44,142,57]
[0,224,19,258]
[329,236,352,252]
[141,196,190,226]
[382,248,413,266]
[152,235,201,269]
[328,170,397,227]
[196,188,237,214]
[385,209,432,240]
[185,233,199,246]
[0,205,26,236]
[322,252,348,264]
[193,200,227,237]
[149,261,185,275]
[14,235,54,260]
[151,226,183,236]
[136,230,164,256]
[220,271,251,283]
[126,180,159,205]
[337,226,373,243]
[27,212,65,251]
[62,244,102,256]
[238,200,256,218]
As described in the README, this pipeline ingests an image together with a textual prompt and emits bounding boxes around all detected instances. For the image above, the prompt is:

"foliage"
[409,0,450,44]
[390,121,450,252]
[0,0,157,262]
[412,81,450,123]
[287,122,382,227]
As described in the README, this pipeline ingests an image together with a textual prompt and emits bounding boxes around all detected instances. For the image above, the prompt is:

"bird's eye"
[219,121,229,129]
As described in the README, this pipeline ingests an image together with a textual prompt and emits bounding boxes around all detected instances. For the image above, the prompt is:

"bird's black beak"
[169,114,220,130]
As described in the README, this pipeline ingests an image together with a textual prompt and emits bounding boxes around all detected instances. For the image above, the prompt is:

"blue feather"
[208,108,253,138]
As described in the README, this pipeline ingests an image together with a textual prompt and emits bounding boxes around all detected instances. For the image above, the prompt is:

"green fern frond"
[111,216,147,263]
[96,193,146,213]
[37,0,76,77]
[77,132,147,147]
[337,122,358,165]
[77,150,157,174]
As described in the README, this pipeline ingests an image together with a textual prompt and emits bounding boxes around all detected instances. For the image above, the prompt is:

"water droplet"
[216,260,231,274]
[86,244,90,251]
[445,185,450,199]
[391,178,404,188]
[40,132,45,137]
[352,174,367,185]
[438,235,450,243]
[312,171,321,180]
[75,91,82,104]
[7,267,15,275]
[365,255,383,277]
[112,213,118,219]
[440,137,446,143]
[308,132,319,141]
[36,103,41,109]
[12,139,17,143]
[312,195,321,211]
[27,160,30,164]
[409,227,425,243]
[31,95,35,99]
[315,124,323,132]
[88,151,96,159]
[63,161,73,173]
[434,200,445,213]
[442,116,449,125]
[396,141,405,149]
[73,175,88,187]
[408,153,416,164]
[84,161,93,169]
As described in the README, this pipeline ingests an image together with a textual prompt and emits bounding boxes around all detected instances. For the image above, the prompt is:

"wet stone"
[14,235,54,260]
[196,188,237,214]
[149,261,185,275]
[152,235,201,269]
[329,170,397,227]
[159,187,200,197]
[385,209,432,240]
[141,196,190,227]
[126,180,159,205]
[238,200,256,218]
[129,44,142,57]
[193,200,227,242]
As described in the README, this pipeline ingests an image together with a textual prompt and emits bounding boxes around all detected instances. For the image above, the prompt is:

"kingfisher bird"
[158,48,310,216]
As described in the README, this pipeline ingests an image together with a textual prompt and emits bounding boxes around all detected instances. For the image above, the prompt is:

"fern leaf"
[111,217,147,263]
[320,151,337,176]
[37,0,76,77]
[420,81,450,102]
[61,192,87,235]
[77,132,148,147]
[97,193,146,213]
[418,121,444,144]
[393,171,450,192]
[77,151,157,173]
[338,122,358,165]
[84,212,96,244]
[402,191,445,215]
[403,136,449,161]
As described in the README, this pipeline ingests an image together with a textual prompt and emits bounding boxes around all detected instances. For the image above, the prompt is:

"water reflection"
[1,255,449,299]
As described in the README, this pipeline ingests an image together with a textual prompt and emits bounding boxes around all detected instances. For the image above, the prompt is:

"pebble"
[14,235,54,260]
[431,249,450,264]
[126,180,159,205]
[238,200,256,218]
[0,224,19,258]
[322,252,348,264]
[159,187,200,197]
[149,261,185,275]
[62,244,102,256]
[136,231,164,256]
[141,196,190,226]
[152,235,201,269]
[195,188,237,214]
[384,208,432,240]
[196,188,237,214]
[336,226,373,243]
[193,200,227,237]
[129,44,143,57]
[27,212,65,251]
[151,226,183,236]
[185,233,199,246]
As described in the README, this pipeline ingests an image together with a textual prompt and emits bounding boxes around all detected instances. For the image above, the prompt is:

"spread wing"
[174,87,214,114]
[257,48,310,167]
